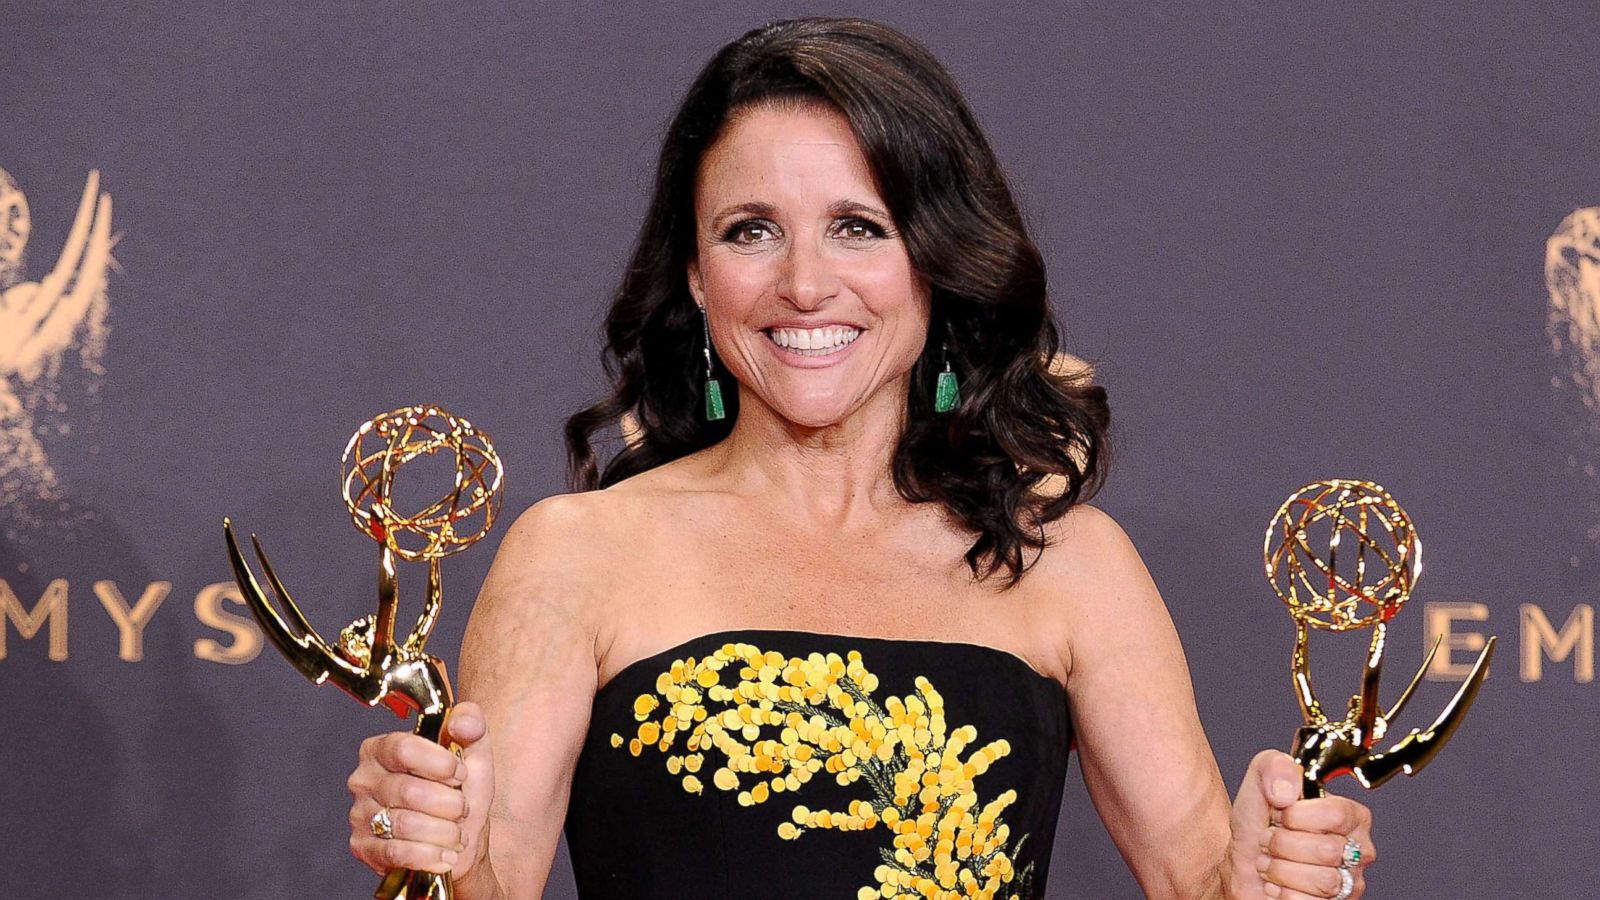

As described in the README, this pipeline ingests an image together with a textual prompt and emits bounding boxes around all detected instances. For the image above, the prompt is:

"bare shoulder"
[496,490,626,565]
[1029,502,1171,672]
[480,489,635,610]
[1039,501,1119,545]
[470,472,684,625]
[1037,501,1152,590]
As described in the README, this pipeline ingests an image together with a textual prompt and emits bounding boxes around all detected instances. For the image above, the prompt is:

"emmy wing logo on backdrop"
[1378,211,1598,690]
[1525,207,1600,686]
[1545,207,1600,417]
[0,169,259,670]
[0,166,116,541]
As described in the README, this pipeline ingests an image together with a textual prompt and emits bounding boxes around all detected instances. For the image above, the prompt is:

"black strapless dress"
[564,629,1074,899]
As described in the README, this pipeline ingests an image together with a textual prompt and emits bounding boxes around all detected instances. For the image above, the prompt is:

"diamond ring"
[370,805,396,840]
[1332,865,1355,900]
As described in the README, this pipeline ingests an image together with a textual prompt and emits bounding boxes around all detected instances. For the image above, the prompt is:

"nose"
[775,231,839,310]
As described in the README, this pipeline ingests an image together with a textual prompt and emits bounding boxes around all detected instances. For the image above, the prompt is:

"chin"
[774,401,854,429]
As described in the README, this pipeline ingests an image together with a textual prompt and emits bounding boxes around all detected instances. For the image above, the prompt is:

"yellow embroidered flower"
[617,641,1038,898]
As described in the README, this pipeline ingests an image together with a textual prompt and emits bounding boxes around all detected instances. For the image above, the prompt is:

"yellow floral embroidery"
[609,641,1037,899]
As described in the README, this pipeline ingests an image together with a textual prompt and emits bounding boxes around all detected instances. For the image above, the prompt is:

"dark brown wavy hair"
[564,16,1111,588]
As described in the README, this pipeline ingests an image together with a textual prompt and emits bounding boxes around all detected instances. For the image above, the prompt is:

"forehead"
[695,103,881,205]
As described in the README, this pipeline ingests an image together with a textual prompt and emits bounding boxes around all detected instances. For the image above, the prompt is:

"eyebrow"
[709,198,891,229]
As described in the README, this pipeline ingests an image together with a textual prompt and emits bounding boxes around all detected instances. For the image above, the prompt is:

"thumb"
[447,700,490,749]
[444,701,495,877]
[1232,749,1302,829]
[449,701,495,809]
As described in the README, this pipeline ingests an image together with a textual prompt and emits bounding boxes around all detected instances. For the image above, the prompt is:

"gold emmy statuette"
[1263,478,1495,800]
[224,404,505,900]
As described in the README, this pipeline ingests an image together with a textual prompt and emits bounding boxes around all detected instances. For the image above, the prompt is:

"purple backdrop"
[2,3,1596,897]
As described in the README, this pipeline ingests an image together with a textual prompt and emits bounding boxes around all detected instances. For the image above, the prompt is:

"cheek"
[698,253,769,307]
[859,263,932,347]
[857,248,928,307]
[860,264,920,300]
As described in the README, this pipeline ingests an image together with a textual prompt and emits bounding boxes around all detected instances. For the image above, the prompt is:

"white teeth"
[767,326,862,356]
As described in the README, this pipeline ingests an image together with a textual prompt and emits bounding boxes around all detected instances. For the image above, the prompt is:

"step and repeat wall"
[2,4,1595,898]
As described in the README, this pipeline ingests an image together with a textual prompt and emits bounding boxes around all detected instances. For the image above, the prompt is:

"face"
[687,102,931,429]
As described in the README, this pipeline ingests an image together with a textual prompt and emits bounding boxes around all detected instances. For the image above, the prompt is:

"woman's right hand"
[347,701,496,880]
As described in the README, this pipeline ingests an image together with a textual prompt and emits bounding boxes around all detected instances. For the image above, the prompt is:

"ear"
[686,257,705,309]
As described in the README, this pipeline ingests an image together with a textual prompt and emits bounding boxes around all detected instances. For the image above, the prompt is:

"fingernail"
[1259,826,1272,850]
[455,762,468,783]
[1263,883,1280,898]
[1255,852,1269,874]
[442,849,458,866]
[1272,779,1294,803]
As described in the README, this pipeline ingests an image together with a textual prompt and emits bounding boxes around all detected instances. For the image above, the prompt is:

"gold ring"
[369,805,395,840]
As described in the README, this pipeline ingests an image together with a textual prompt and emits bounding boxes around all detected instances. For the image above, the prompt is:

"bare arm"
[1050,504,1233,898]
[452,493,608,900]
[1050,504,1379,900]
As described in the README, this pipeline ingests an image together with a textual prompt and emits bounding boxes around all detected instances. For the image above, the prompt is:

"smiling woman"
[688,103,930,425]
[563,18,1111,588]
[339,15,1380,900]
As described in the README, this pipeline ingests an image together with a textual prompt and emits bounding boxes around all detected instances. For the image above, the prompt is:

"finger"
[1275,887,1358,900]
[1273,869,1363,900]
[349,833,459,876]
[1232,749,1303,837]
[371,732,468,786]
[352,800,464,852]
[1346,817,1376,867]
[1259,751,1305,811]
[1261,857,1354,898]
[1282,796,1370,836]
[1262,825,1349,868]
[376,773,469,821]
[447,701,489,747]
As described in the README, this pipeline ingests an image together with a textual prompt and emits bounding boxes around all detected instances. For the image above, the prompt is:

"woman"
[344,17,1376,900]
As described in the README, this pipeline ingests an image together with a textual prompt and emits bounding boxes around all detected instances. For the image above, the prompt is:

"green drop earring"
[701,305,726,421]
[934,340,960,413]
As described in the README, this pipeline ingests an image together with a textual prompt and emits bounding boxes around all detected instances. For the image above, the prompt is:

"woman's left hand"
[1224,749,1377,899]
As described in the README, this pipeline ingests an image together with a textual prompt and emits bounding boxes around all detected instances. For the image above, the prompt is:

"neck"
[706,376,912,531]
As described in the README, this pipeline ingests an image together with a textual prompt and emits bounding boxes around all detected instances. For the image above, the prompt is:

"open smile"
[762,325,863,360]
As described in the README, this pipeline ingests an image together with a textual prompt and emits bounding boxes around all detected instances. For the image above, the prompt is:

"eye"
[720,218,777,244]
[834,217,887,240]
